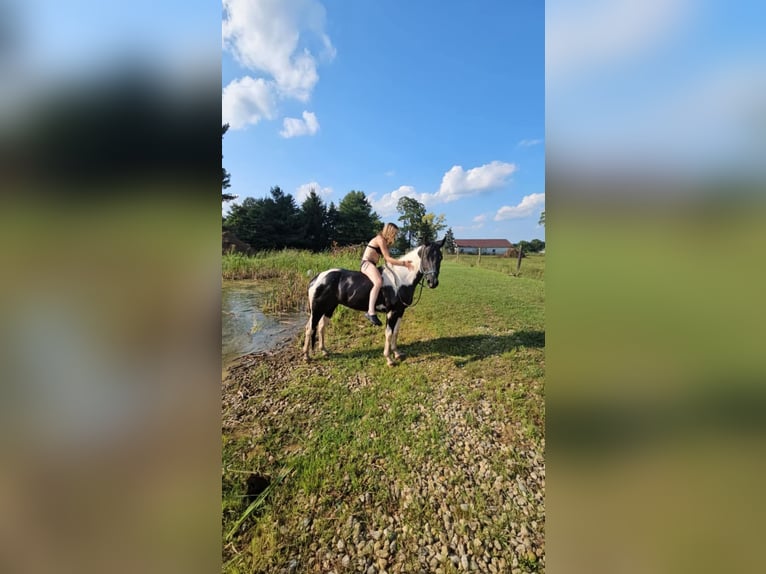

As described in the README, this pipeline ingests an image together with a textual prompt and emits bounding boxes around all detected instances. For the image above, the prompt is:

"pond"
[222,281,305,368]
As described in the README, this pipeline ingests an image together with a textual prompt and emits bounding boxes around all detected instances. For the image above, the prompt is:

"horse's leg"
[303,314,313,360]
[384,311,396,367]
[303,310,322,361]
[318,315,330,355]
[391,312,405,360]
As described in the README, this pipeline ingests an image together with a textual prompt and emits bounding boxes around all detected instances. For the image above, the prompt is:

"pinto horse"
[303,238,445,366]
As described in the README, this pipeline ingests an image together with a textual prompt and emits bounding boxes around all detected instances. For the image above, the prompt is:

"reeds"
[223,248,361,312]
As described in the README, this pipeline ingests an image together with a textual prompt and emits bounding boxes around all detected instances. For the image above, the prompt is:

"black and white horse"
[303,238,445,366]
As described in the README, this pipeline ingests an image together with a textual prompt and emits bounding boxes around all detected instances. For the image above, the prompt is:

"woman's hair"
[381,222,399,245]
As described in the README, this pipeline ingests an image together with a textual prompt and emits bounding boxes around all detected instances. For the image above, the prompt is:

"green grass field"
[222,251,545,573]
[445,252,545,281]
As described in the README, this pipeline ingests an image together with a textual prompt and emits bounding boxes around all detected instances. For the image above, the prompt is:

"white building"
[454,238,515,255]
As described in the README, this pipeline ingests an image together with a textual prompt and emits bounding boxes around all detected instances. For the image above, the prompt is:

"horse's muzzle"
[427,277,438,288]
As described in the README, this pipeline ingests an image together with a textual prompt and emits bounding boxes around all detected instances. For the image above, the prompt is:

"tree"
[335,191,381,245]
[224,196,261,245]
[261,186,301,249]
[396,197,426,249]
[443,227,457,254]
[223,186,302,250]
[222,124,236,202]
[395,197,447,248]
[420,212,447,244]
[538,210,545,227]
[517,239,545,254]
[325,202,339,246]
[300,189,329,251]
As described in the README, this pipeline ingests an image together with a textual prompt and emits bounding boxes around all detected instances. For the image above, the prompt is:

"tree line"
[223,185,453,254]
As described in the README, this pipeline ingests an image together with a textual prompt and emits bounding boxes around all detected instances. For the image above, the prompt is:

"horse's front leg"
[391,312,404,361]
[383,312,396,367]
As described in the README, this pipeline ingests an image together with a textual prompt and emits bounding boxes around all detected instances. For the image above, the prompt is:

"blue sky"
[547,0,766,178]
[222,0,544,242]
[7,0,216,81]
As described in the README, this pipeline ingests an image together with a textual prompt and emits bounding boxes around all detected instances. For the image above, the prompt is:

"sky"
[222,0,545,242]
[547,0,766,180]
[1,0,217,84]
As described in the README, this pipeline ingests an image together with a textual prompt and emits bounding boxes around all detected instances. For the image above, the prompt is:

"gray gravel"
[223,346,545,573]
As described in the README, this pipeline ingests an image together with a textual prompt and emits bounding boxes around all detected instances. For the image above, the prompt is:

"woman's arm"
[379,238,413,269]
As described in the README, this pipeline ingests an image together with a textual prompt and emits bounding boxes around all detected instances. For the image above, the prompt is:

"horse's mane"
[381,245,422,287]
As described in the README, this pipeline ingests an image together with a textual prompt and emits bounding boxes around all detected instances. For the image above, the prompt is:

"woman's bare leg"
[361,262,383,317]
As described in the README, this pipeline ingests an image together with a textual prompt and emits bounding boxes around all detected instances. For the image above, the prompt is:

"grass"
[222,246,361,281]
[223,246,363,313]
[447,252,545,281]
[222,250,545,572]
[223,249,544,315]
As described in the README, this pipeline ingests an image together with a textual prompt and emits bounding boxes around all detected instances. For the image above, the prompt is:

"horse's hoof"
[394,352,405,361]
[321,349,330,357]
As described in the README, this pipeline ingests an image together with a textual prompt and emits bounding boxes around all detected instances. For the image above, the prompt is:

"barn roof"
[454,239,514,248]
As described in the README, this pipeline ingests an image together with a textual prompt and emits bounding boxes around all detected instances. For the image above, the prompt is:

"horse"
[303,238,445,366]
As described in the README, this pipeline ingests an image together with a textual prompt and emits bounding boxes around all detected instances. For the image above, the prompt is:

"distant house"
[454,238,515,256]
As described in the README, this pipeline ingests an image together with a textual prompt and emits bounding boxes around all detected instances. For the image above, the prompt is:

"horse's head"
[419,237,445,288]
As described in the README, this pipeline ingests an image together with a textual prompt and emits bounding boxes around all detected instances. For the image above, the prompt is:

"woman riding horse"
[360,222,413,326]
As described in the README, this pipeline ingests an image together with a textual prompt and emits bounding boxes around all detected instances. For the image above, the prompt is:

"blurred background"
[0,1,221,572]
[547,1,766,572]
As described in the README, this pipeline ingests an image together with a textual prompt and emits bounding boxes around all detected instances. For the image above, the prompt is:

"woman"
[360,222,414,326]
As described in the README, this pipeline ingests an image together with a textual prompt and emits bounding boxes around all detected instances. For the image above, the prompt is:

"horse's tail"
[307,274,319,311]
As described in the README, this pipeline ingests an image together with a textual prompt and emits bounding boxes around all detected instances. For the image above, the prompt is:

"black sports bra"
[366,243,382,255]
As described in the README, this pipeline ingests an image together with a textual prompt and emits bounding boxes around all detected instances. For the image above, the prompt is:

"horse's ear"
[436,237,446,248]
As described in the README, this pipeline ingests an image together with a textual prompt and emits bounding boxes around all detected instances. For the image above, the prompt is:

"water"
[222,281,305,368]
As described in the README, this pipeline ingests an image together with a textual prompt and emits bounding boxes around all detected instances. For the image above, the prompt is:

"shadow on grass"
[336,331,545,364]
[404,331,544,362]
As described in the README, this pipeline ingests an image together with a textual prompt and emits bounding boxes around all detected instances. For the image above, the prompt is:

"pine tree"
[335,191,381,245]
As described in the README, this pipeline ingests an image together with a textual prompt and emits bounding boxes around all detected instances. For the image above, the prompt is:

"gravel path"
[223,342,545,573]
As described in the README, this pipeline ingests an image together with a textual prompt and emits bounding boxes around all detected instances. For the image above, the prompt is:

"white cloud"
[370,161,517,217]
[369,185,430,217]
[222,76,278,129]
[296,181,333,203]
[494,193,545,221]
[473,214,487,223]
[517,139,543,148]
[222,0,335,128]
[280,111,320,138]
[434,161,517,203]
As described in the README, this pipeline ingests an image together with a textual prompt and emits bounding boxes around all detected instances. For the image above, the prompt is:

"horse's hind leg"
[303,309,324,361]
[317,315,330,355]
[303,315,314,360]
